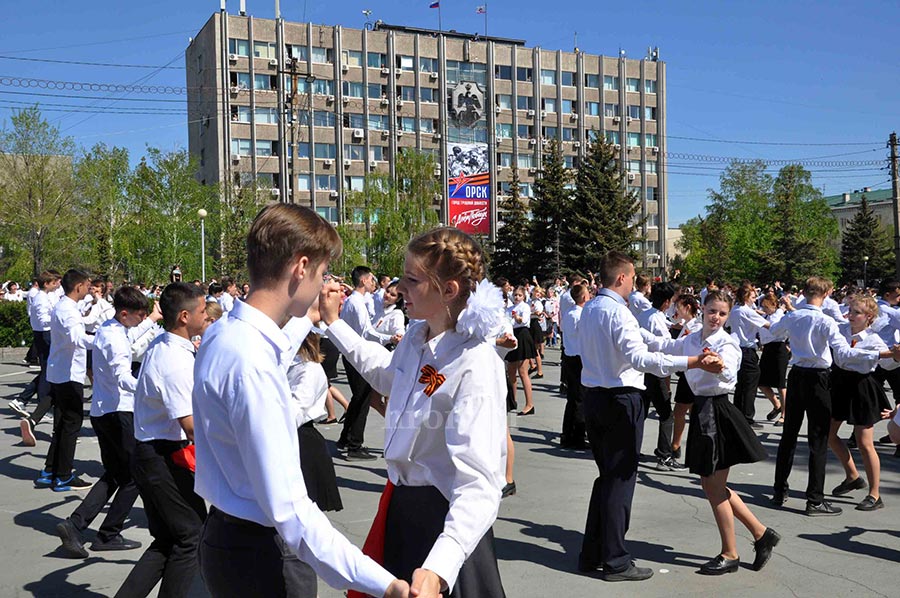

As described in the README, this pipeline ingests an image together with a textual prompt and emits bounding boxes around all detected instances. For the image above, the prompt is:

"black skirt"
[505,326,537,362]
[759,342,789,388]
[686,394,767,477]
[298,423,343,512]
[674,373,695,405]
[319,336,341,381]
[529,318,544,346]
[830,367,892,426]
[383,485,505,598]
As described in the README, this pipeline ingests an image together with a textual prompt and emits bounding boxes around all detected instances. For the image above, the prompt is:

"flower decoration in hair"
[455,279,505,341]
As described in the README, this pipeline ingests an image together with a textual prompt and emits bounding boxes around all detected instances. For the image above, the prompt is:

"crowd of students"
[6,206,900,596]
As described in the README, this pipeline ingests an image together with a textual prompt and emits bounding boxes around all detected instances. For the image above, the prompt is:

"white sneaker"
[8,399,28,417]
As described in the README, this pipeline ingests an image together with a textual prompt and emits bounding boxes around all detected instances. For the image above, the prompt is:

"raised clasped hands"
[383,578,411,598]
[410,568,443,598]
[317,280,343,326]
[698,349,725,373]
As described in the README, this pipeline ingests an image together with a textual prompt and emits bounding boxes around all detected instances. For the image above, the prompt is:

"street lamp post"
[198,208,208,282]
[863,255,869,290]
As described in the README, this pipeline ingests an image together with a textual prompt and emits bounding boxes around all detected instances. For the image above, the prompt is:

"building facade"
[186,10,669,271]
[826,187,894,239]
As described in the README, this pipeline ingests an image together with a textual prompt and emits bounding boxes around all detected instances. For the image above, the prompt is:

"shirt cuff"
[352,565,395,598]
[421,533,466,593]
[670,356,690,371]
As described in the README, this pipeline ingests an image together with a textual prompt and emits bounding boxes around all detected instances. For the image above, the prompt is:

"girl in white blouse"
[507,286,536,415]
[322,227,507,598]
[373,280,406,342]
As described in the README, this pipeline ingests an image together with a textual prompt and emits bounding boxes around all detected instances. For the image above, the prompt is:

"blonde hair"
[848,294,879,325]
[406,227,487,312]
[803,276,831,299]
[204,300,223,321]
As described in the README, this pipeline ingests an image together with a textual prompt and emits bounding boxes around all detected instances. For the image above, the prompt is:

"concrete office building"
[186,8,669,271]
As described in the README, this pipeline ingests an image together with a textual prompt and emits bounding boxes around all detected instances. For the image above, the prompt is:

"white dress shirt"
[636,307,670,339]
[870,298,900,347]
[678,317,703,338]
[133,332,195,442]
[560,304,583,357]
[726,304,768,348]
[26,285,39,317]
[327,318,507,592]
[645,327,741,396]
[758,309,785,345]
[91,319,139,416]
[193,300,395,597]
[794,295,848,323]
[84,297,115,334]
[373,305,406,340]
[29,290,53,332]
[287,358,329,426]
[46,296,94,384]
[835,325,899,373]
[768,304,880,369]
[580,289,689,390]
[341,291,392,344]
[628,290,652,317]
[558,289,574,315]
[510,301,531,329]
[372,287,386,322]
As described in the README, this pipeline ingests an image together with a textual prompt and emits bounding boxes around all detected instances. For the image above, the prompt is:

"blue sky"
[1,0,897,225]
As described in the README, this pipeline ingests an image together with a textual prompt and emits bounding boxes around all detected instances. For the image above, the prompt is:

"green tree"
[491,167,531,282]
[840,195,894,285]
[0,106,79,278]
[529,139,571,280]
[676,214,728,284]
[217,183,268,281]
[564,138,641,274]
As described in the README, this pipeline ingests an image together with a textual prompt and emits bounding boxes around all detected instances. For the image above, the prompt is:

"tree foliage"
[491,166,531,283]
[528,139,571,280]
[840,195,894,285]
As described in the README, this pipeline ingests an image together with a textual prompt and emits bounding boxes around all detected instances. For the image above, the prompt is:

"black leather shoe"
[770,492,787,506]
[91,535,142,551]
[346,448,377,461]
[832,477,866,496]
[501,481,517,498]
[699,555,740,575]
[855,495,884,511]
[56,519,88,558]
[752,528,781,571]
[806,500,842,516]
[600,563,654,582]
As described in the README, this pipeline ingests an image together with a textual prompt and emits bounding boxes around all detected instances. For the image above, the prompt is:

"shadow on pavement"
[798,526,900,563]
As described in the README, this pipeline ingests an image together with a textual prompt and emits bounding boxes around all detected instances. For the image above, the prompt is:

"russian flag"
[429,1,440,7]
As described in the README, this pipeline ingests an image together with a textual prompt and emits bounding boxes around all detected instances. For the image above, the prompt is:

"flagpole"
[438,5,442,32]
[484,4,488,37]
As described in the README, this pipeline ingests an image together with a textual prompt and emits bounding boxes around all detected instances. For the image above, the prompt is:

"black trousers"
[774,367,831,504]
[580,386,645,574]
[69,412,139,542]
[874,365,900,405]
[116,440,207,598]
[338,357,372,450]
[26,330,52,417]
[199,507,317,598]
[733,347,761,424]
[642,373,674,459]
[45,381,85,477]
[560,354,585,447]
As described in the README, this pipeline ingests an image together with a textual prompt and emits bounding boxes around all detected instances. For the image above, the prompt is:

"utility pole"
[890,132,900,277]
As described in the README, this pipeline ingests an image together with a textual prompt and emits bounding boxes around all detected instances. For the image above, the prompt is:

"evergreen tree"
[492,166,531,283]
[528,139,571,281]
[840,195,894,285]
[564,138,641,274]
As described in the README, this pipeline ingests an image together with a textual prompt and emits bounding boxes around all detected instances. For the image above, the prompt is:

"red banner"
[449,197,490,235]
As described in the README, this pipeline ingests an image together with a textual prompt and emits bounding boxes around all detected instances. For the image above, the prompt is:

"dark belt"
[144,438,190,456]
[209,506,274,531]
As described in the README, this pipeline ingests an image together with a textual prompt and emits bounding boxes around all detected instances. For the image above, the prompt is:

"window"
[647,240,659,254]
[561,99,574,114]
[496,123,513,138]
[645,106,658,120]
[518,124,534,139]
[627,160,641,173]
[445,60,488,86]
[255,107,278,124]
[646,213,660,227]
[344,112,365,128]
[368,114,389,130]
[367,52,386,68]
[627,186,641,198]
[586,101,600,116]
[561,71,575,87]
[344,144,365,161]
[542,98,557,113]
[519,183,533,197]
[297,142,310,159]
[315,175,336,191]
[313,79,334,95]
[516,67,533,82]
[370,146,386,161]
[603,75,619,90]
[645,79,657,94]
[498,152,513,167]
[495,94,511,110]
[605,131,620,144]
[420,57,438,72]
[399,86,416,102]
[584,73,600,88]
[343,49,363,67]
[256,140,276,156]
[645,133,659,147]
[254,74,275,90]
[517,154,534,168]
[368,83,387,99]
[397,55,415,71]
[316,206,338,221]
[313,111,335,127]
[231,72,251,89]
[587,129,600,143]
[495,64,512,80]
[627,105,641,119]
[604,103,620,117]
[646,187,658,201]
[540,69,557,85]
[231,138,251,156]
[287,44,307,61]
[296,175,311,192]
[345,176,365,192]
[420,87,436,102]
[564,155,575,169]
[343,81,365,98]
[399,117,416,132]
[543,126,558,139]
[286,77,309,94]
[231,105,251,122]
[228,38,250,56]
[253,41,276,59]
[419,118,435,133]
[626,78,640,92]
[516,95,533,110]
[627,132,641,147]
[311,47,333,64]
[647,160,658,174]
[562,128,575,141]
[314,143,336,159]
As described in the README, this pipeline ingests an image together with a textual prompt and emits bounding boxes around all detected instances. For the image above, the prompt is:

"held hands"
[496,332,517,349]
[697,348,725,373]
[318,281,343,326]
[410,569,444,598]
[383,578,411,598]
[149,301,164,323]
[390,333,404,346]
[890,344,900,362]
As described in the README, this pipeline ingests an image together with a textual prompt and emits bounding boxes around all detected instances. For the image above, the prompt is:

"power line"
[0,99,185,114]
[0,30,197,55]
[0,55,184,70]
[668,134,881,147]
[0,89,195,104]
[0,75,192,95]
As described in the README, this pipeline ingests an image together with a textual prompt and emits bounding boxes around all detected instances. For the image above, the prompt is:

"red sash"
[170,444,196,472]
[348,481,395,598]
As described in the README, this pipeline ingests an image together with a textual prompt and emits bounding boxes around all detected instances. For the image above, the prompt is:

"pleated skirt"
[831,367,892,426]
[686,394,767,477]
[298,422,343,512]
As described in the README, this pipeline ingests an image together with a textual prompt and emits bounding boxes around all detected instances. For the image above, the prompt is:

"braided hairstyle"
[407,227,487,317]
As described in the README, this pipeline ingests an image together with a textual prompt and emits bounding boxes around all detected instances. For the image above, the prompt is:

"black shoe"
[600,563,654,582]
[699,555,740,575]
[766,406,782,421]
[831,477,866,497]
[665,457,687,471]
[346,448,377,461]
[91,535,142,551]
[806,501,842,517]
[752,528,781,571]
[749,421,764,430]
[770,492,787,506]
[673,446,682,460]
[51,475,93,492]
[56,519,88,558]
[337,414,347,424]
[877,434,892,445]
[516,407,535,416]
[656,457,673,471]
[335,440,348,451]
[501,481,517,498]
[855,495,884,511]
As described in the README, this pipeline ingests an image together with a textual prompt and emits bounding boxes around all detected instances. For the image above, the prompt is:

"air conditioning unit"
[323,159,333,167]
[570,113,579,121]
[342,96,350,104]
[231,154,241,163]
[228,53,238,62]
[381,67,390,76]
[651,146,659,154]
[230,85,240,94]
[496,136,503,143]
[627,116,634,123]
[341,64,349,73]
[397,130,404,137]
[343,159,352,167]
[397,100,404,108]
[613,116,621,123]
[527,109,535,117]
[270,188,281,197]
[430,71,439,80]
[380,98,389,106]
[495,106,502,114]
[326,95,335,104]
[329,190,339,198]
[542,139,550,146]
[540,110,547,118]
[381,129,390,137]
[528,138,537,145]
[573,141,581,148]
[627,145,635,152]
[433,167,441,176]
[627,173,636,181]
[369,160,377,169]
[613,143,622,150]
[433,132,442,139]
[329,221,339,227]
[268,58,278,67]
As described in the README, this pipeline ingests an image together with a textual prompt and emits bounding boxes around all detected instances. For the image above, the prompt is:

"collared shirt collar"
[406,320,469,362]
[164,330,197,353]
[799,303,823,312]
[599,287,627,305]
[228,299,293,359]
[700,326,729,348]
